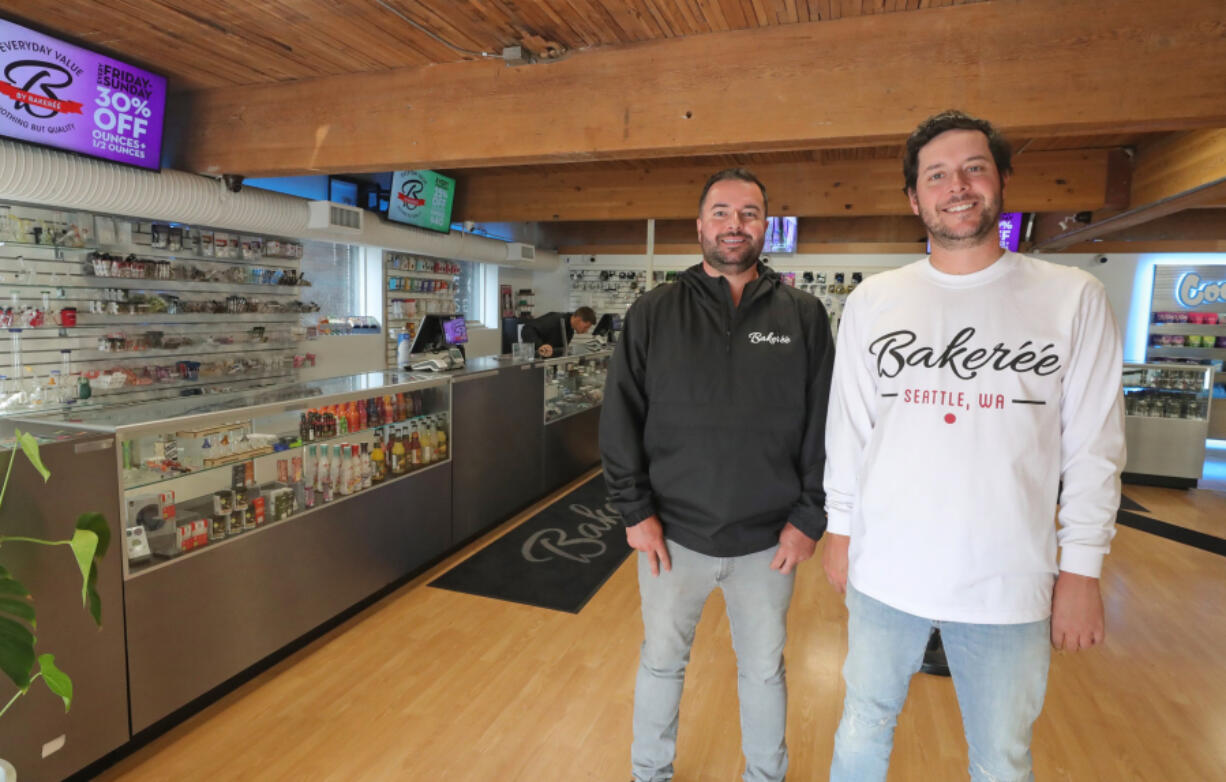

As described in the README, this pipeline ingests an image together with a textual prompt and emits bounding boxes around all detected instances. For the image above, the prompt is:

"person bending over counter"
[523,307,597,357]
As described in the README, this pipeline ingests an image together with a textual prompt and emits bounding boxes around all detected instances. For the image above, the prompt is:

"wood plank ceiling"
[1,1,993,89]
[2,0,1223,251]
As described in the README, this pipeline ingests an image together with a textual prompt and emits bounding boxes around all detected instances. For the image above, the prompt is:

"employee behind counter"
[523,307,598,358]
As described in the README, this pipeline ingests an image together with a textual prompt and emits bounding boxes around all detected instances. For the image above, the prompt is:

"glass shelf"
[121,410,449,491]
[386,269,458,281]
[1122,363,1213,421]
[542,350,611,424]
[0,239,93,252]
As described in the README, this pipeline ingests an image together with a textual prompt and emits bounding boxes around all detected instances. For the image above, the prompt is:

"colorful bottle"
[336,444,351,496]
[391,427,407,475]
[408,424,422,469]
[319,445,333,503]
[371,431,386,484]
[420,419,434,464]
[435,416,448,460]
[304,446,317,508]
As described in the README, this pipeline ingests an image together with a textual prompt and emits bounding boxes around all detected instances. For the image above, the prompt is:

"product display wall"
[0,201,322,412]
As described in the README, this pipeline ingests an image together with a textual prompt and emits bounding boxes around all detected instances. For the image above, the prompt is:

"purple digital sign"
[997,211,1023,252]
[442,316,468,345]
[0,18,166,170]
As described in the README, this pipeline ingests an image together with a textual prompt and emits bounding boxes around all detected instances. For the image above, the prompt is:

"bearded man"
[600,168,835,782]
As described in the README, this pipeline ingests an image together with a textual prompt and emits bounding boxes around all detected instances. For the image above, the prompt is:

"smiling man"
[821,111,1127,782]
[600,168,834,782]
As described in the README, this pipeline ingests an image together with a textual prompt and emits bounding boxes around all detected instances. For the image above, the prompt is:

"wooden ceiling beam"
[452,151,1111,221]
[177,0,1226,177]
[1033,129,1226,251]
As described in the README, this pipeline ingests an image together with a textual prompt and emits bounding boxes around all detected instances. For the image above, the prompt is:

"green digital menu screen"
[387,169,455,233]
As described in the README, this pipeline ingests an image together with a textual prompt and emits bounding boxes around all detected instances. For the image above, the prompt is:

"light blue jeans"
[830,584,1051,782]
[632,541,796,782]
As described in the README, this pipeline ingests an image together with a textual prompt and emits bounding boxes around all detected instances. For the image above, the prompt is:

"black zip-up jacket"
[599,261,835,557]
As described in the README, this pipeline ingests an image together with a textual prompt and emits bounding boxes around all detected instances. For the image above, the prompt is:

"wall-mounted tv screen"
[328,177,359,206]
[998,212,1023,252]
[0,17,167,171]
[926,212,1027,254]
[388,170,455,233]
[765,216,798,254]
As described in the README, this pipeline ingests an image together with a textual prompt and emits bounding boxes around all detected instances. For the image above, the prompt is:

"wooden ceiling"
[3,0,1226,251]
[2,1,990,90]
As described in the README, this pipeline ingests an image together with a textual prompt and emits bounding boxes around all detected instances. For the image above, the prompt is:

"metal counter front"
[19,371,455,733]
[0,422,128,781]
[3,354,610,775]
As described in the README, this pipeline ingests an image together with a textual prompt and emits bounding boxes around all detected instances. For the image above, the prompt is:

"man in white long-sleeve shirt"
[822,110,1126,782]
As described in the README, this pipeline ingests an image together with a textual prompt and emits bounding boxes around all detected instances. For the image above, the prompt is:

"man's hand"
[822,533,850,594]
[537,344,554,358]
[770,522,817,575]
[626,515,671,576]
[1051,571,1105,651]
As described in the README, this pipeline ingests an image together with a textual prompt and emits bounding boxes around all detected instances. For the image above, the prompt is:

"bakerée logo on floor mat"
[521,501,622,564]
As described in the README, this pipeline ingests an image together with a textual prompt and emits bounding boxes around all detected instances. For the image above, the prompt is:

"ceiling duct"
[0,139,557,269]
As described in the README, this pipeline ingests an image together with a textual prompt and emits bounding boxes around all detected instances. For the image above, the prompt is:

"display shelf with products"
[0,199,326,410]
[1121,362,1213,487]
[20,371,450,578]
[383,250,461,367]
[1143,266,1225,389]
[542,350,611,424]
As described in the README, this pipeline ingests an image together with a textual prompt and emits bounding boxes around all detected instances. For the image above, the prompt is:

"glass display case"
[21,371,451,577]
[1122,362,1213,486]
[542,350,611,424]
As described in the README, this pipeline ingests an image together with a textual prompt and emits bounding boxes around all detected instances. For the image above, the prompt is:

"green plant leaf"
[85,566,101,626]
[14,430,50,483]
[37,654,72,713]
[0,597,35,627]
[0,566,30,598]
[0,617,35,689]
[75,513,110,559]
[68,529,99,609]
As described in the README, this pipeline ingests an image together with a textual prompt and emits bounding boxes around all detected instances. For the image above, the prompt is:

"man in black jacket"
[521,307,597,357]
[600,169,835,782]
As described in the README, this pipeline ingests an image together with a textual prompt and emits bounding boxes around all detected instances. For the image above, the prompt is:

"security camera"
[222,174,244,193]
[1096,255,1108,264]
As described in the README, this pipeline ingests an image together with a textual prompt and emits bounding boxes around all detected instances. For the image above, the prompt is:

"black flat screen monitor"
[593,313,622,337]
[409,313,465,354]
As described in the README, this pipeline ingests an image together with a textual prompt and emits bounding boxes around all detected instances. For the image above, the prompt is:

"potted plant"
[0,430,108,780]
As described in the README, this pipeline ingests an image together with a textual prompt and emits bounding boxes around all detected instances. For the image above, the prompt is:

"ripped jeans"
[830,583,1050,782]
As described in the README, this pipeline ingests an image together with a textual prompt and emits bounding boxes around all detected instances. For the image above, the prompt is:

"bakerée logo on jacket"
[748,331,792,345]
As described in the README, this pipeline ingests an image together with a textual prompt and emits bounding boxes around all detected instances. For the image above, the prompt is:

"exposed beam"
[455,152,1110,221]
[1033,130,1226,251]
[177,0,1226,177]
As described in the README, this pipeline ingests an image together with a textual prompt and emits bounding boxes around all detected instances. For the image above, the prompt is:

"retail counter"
[0,354,609,779]
[448,351,610,543]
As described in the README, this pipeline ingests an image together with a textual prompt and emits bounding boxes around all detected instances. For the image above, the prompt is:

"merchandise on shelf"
[543,352,611,423]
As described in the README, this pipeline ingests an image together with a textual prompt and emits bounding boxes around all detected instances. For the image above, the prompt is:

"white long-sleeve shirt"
[823,252,1126,623]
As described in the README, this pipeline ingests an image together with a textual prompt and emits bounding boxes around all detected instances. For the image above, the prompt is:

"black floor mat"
[1116,509,1226,557]
[1119,495,1149,513]
[430,475,632,613]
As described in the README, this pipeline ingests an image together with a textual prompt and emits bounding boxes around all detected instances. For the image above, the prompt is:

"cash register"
[399,313,467,371]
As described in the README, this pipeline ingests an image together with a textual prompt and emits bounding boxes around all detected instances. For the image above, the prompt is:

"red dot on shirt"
[944,413,956,424]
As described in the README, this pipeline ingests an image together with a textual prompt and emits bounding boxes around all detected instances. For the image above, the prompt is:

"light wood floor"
[96,473,1226,782]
